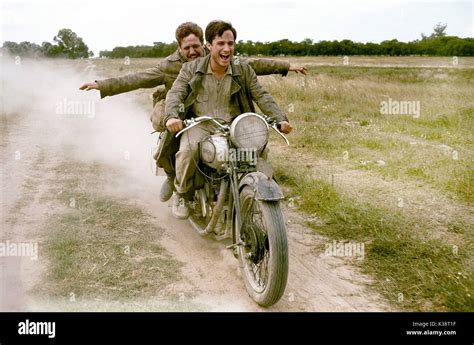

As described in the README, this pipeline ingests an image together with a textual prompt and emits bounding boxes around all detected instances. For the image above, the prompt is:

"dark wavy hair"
[205,20,237,44]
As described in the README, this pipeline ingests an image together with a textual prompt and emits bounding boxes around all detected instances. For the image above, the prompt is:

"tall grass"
[264,62,473,311]
[273,164,473,311]
[261,66,474,202]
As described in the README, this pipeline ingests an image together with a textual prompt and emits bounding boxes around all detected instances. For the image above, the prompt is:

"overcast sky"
[1,0,472,55]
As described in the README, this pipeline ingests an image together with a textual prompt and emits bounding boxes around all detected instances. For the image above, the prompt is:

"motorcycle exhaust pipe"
[204,180,228,234]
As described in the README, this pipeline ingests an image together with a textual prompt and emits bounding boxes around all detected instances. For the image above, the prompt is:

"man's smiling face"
[207,30,235,70]
[179,34,205,61]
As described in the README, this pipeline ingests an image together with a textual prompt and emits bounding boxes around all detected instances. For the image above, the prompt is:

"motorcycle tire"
[236,186,289,307]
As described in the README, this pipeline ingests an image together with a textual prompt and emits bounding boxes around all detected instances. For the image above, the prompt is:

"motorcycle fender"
[239,172,284,201]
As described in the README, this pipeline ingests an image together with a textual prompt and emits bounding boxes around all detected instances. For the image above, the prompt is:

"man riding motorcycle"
[164,20,292,219]
[80,22,305,203]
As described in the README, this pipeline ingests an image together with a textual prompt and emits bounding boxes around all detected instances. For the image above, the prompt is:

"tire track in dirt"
[108,161,391,311]
[0,113,57,310]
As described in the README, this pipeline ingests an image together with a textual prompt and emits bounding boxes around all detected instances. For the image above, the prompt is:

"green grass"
[273,164,473,311]
[261,65,474,202]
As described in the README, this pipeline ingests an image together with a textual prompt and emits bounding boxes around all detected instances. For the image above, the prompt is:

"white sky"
[1,0,472,56]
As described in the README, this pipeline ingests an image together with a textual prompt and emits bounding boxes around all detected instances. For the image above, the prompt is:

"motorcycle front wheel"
[236,186,289,307]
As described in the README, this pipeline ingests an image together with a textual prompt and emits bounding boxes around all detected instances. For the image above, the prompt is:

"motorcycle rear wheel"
[236,186,288,307]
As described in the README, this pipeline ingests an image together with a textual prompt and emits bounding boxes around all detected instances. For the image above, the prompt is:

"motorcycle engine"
[199,134,229,171]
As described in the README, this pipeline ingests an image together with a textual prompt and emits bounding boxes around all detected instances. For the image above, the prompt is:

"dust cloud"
[1,54,158,177]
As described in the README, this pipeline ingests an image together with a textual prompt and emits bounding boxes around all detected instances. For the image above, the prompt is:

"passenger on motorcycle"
[79,22,305,205]
[164,20,292,219]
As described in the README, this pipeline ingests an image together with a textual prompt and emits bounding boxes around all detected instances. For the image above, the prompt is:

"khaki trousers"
[174,123,214,195]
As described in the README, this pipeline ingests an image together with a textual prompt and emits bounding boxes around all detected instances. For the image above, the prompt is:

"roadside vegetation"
[264,62,473,311]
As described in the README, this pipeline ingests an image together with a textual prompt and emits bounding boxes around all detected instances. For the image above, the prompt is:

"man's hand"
[289,64,307,75]
[79,82,99,91]
[278,121,292,134]
[166,118,184,133]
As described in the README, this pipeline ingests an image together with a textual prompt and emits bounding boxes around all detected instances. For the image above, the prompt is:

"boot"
[159,174,175,202]
[172,194,190,219]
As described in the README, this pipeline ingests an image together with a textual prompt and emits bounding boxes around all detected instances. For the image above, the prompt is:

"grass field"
[83,56,473,311]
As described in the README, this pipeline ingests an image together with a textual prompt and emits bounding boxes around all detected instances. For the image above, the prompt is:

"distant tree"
[432,22,447,38]
[2,29,90,58]
[339,39,357,55]
[421,22,448,40]
[41,41,61,57]
[53,28,90,58]
[100,41,177,58]
[1,41,42,57]
[2,41,20,55]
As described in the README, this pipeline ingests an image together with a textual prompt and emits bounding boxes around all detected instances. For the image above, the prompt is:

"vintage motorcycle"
[171,112,290,307]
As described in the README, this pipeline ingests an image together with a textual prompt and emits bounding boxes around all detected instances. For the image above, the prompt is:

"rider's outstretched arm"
[244,57,307,76]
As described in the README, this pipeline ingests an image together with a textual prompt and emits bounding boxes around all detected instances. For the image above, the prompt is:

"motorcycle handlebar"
[183,115,280,128]
[177,115,289,146]
[176,116,228,138]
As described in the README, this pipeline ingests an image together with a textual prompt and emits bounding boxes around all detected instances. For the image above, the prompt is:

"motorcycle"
[172,112,290,307]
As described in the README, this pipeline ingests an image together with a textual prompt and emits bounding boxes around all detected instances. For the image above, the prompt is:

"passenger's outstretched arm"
[79,64,166,98]
[243,57,307,76]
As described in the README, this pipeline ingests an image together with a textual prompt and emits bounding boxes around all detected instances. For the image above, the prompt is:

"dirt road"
[0,58,390,311]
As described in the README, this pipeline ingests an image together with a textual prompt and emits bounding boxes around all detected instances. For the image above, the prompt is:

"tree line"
[2,24,473,58]
[235,36,473,57]
[100,42,178,59]
[2,28,92,58]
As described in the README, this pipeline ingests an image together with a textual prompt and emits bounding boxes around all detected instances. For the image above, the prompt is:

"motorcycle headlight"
[230,113,269,151]
[200,139,216,163]
[199,135,229,171]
